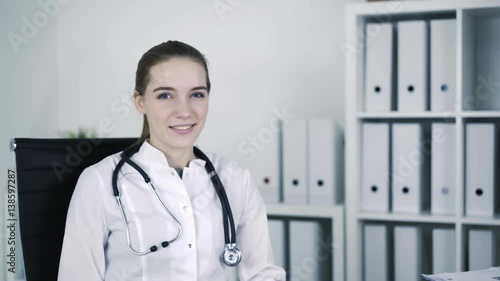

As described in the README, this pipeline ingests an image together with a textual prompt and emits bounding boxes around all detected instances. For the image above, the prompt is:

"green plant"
[59,127,98,139]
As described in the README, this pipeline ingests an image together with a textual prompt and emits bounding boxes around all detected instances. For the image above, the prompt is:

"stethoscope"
[111,143,242,267]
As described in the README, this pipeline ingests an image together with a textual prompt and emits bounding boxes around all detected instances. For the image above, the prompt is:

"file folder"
[283,119,308,204]
[364,224,388,281]
[431,123,456,215]
[395,225,422,281]
[268,219,285,268]
[364,22,393,112]
[468,229,495,271]
[392,123,424,214]
[248,125,280,203]
[398,20,428,112]
[308,119,343,205]
[432,228,455,274]
[430,19,456,111]
[361,123,390,212]
[289,221,328,281]
[465,123,495,217]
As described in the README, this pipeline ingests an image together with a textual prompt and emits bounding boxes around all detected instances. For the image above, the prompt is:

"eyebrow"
[153,86,208,92]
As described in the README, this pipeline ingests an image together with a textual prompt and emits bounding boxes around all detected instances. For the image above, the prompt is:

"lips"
[169,124,195,134]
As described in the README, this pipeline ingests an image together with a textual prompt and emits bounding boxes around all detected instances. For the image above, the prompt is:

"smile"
[169,124,195,134]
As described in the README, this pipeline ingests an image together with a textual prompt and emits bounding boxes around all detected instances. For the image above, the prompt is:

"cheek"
[196,102,209,117]
[144,105,171,125]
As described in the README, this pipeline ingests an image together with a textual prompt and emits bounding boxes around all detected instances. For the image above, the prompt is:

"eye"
[191,92,205,99]
[157,92,172,99]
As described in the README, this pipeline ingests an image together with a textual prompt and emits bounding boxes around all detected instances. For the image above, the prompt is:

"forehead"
[147,58,206,89]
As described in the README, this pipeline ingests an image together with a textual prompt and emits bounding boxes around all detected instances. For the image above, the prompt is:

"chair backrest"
[11,138,137,281]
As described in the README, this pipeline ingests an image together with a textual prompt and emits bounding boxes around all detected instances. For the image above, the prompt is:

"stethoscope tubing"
[196,146,236,246]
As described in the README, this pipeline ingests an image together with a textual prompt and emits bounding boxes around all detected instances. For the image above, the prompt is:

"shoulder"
[74,151,122,186]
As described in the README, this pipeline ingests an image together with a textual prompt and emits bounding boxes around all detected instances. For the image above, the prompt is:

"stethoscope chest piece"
[221,243,242,267]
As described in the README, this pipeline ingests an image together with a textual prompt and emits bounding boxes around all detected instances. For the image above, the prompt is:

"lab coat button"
[183,206,188,211]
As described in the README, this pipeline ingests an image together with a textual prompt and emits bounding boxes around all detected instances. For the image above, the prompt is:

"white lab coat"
[57,140,286,281]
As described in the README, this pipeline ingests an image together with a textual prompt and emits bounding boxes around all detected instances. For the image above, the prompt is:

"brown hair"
[134,41,211,144]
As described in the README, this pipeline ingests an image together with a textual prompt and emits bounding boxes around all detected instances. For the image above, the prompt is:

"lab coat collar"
[135,140,207,171]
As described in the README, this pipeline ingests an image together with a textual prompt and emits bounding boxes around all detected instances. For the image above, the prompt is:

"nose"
[175,98,192,120]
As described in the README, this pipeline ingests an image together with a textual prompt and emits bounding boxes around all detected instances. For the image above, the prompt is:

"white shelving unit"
[266,204,345,281]
[345,1,500,280]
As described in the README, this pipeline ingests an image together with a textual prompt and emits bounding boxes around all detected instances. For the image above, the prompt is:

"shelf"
[460,111,500,118]
[461,216,500,226]
[346,0,497,17]
[462,7,500,111]
[265,203,345,281]
[357,212,456,224]
[266,203,344,219]
[356,112,456,119]
[345,2,500,280]
[356,111,500,119]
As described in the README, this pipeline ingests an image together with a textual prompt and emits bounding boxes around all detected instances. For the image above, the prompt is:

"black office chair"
[10,138,137,281]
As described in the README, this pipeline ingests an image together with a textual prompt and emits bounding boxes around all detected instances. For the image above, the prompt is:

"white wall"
[0,0,361,280]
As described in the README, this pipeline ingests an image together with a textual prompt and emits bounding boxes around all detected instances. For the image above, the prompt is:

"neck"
[164,148,196,169]
[148,139,195,168]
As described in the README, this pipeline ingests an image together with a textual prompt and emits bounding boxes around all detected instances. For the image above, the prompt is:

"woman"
[58,41,286,281]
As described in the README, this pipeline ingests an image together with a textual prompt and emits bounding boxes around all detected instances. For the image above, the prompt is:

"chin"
[167,138,197,150]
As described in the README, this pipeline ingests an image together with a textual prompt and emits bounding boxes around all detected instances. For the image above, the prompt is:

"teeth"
[172,125,192,131]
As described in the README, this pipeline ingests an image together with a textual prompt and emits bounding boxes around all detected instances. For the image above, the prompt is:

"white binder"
[398,20,428,112]
[430,19,456,111]
[363,224,388,281]
[432,228,455,274]
[465,123,495,217]
[289,221,328,281]
[431,123,456,215]
[283,119,308,204]
[308,119,343,205]
[361,123,390,212]
[268,219,285,268]
[248,125,280,203]
[392,123,423,214]
[468,229,495,271]
[394,225,422,281]
[364,22,393,112]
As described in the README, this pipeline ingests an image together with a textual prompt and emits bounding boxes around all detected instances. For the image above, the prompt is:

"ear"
[134,91,145,114]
